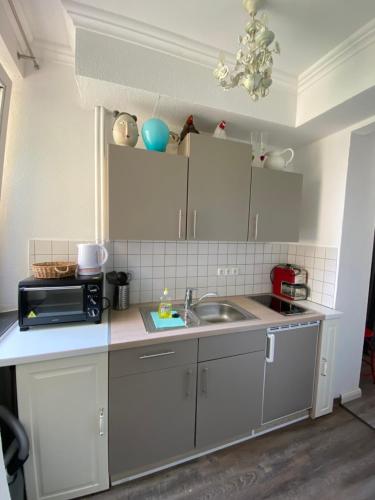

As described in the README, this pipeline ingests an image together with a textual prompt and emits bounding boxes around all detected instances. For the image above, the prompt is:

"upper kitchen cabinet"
[180,134,251,241]
[108,145,188,240]
[248,167,303,242]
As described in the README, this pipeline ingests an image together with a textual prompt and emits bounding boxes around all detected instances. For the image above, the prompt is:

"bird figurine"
[179,115,199,143]
[213,120,227,139]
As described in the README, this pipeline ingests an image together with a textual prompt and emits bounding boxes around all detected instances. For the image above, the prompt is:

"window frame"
[0,62,11,198]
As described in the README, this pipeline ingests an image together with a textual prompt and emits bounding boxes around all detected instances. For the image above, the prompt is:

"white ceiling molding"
[61,0,297,91]
[298,17,375,95]
[32,39,74,66]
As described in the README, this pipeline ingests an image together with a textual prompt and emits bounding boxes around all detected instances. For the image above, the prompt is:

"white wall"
[294,129,351,247]
[0,61,95,311]
[334,132,375,399]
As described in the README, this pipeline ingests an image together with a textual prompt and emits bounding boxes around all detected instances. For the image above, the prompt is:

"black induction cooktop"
[249,294,307,316]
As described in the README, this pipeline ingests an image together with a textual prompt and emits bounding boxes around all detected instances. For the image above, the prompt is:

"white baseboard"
[341,387,362,403]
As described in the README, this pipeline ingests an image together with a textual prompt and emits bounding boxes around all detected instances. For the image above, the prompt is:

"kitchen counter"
[110,296,336,350]
[0,313,109,367]
[0,310,17,340]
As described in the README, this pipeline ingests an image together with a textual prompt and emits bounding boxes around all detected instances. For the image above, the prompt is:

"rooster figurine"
[179,115,200,143]
[213,120,227,139]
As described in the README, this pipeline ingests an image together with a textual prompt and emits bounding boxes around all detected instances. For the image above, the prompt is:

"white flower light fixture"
[213,0,280,101]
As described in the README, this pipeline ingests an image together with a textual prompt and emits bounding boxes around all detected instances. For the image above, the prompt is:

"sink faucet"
[184,288,218,313]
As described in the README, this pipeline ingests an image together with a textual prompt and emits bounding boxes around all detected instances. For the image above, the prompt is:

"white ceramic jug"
[264,148,294,170]
[77,243,108,276]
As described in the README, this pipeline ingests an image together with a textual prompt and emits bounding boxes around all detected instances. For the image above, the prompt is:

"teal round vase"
[141,118,170,152]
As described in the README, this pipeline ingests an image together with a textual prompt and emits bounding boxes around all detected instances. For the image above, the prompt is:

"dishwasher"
[262,321,320,424]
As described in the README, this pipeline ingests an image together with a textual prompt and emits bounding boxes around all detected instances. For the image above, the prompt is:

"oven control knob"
[88,308,99,318]
[88,296,97,306]
[88,285,100,294]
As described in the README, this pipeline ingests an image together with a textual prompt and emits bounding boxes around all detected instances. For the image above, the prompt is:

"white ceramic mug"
[77,243,108,275]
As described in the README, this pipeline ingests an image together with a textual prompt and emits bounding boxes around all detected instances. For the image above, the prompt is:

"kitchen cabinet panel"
[110,339,197,377]
[263,324,319,423]
[181,134,251,241]
[16,353,108,500]
[109,363,196,477]
[249,167,303,242]
[196,351,264,448]
[108,144,188,240]
[312,319,338,418]
[198,329,265,362]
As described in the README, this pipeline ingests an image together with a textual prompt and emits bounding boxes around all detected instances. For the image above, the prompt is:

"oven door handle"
[20,286,84,291]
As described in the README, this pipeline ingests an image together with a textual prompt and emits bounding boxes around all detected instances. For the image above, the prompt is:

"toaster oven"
[18,274,103,331]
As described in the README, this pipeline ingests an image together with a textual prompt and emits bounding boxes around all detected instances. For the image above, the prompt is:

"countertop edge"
[109,302,326,351]
[0,344,109,368]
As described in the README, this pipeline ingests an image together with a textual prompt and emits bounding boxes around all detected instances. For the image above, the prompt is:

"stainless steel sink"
[191,301,256,324]
[140,300,257,333]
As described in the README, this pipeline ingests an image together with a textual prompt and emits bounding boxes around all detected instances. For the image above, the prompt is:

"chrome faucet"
[184,288,218,313]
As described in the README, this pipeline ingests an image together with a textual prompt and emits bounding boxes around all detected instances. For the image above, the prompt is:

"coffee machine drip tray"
[249,294,307,315]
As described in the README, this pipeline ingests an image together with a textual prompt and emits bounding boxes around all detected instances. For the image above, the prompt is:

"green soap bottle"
[158,288,172,319]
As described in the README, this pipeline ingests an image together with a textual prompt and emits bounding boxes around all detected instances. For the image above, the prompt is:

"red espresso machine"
[271,264,309,301]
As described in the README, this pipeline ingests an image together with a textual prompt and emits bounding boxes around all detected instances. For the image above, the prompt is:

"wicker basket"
[32,261,77,279]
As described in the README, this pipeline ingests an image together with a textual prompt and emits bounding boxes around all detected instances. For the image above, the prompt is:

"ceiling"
[17,0,375,76]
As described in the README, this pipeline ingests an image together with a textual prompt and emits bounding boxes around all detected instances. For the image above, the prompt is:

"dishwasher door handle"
[266,333,275,363]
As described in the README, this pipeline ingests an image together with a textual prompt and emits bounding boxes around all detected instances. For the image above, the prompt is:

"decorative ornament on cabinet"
[112,111,139,147]
[213,121,227,139]
[264,148,295,171]
[142,118,170,152]
[179,115,200,144]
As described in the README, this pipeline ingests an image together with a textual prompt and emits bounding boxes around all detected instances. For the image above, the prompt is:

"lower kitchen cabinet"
[109,363,197,477]
[263,323,319,423]
[196,351,264,448]
[16,353,109,500]
[312,318,338,418]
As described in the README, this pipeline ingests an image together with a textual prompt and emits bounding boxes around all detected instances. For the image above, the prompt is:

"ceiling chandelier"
[213,0,280,101]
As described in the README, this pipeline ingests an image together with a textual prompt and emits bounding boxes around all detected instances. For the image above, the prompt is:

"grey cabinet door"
[108,144,188,240]
[196,351,264,449]
[249,167,303,242]
[109,363,196,477]
[263,325,319,423]
[185,134,251,241]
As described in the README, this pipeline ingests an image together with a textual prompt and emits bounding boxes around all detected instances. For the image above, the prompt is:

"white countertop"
[0,314,109,367]
[298,300,342,319]
[110,295,341,350]
[0,299,340,366]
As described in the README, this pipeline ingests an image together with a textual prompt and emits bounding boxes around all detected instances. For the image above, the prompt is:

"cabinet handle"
[99,408,104,436]
[201,367,208,394]
[266,333,275,363]
[254,213,259,241]
[185,369,193,397]
[321,358,328,376]
[193,210,197,239]
[139,351,175,359]
[178,209,183,240]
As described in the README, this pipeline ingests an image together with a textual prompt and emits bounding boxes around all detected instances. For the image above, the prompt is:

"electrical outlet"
[231,267,239,275]
[217,268,225,276]
[224,268,231,276]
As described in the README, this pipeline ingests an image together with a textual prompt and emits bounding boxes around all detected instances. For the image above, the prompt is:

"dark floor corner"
[84,406,375,500]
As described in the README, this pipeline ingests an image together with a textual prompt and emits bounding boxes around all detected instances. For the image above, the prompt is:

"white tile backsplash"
[29,239,339,309]
[287,243,338,308]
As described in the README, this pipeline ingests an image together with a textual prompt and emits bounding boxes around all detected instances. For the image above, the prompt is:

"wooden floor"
[85,406,375,500]
[342,365,375,429]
